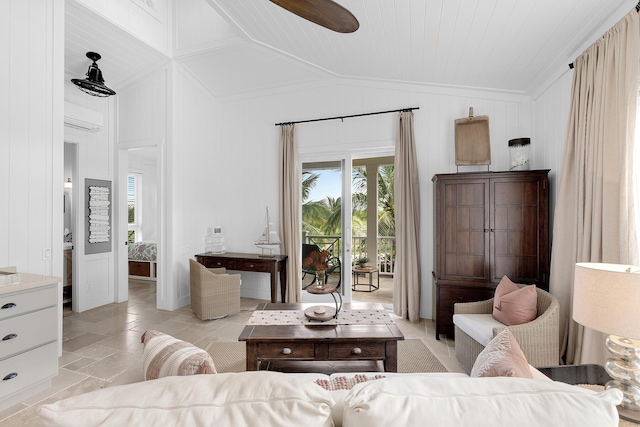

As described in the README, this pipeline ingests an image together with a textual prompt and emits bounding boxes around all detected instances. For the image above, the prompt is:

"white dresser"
[0,272,60,410]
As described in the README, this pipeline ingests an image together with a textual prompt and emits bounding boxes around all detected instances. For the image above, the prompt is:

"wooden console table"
[195,252,287,303]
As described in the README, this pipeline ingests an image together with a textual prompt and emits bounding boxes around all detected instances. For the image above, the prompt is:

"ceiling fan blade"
[269,0,359,33]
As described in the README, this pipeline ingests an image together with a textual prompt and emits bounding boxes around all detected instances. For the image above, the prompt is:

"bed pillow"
[492,275,537,325]
[141,330,216,380]
[470,328,533,378]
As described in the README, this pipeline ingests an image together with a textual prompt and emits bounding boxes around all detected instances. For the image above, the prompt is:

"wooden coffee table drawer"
[328,342,385,359]
[257,342,315,359]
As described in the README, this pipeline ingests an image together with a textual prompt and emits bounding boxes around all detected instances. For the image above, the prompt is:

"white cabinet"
[0,275,59,410]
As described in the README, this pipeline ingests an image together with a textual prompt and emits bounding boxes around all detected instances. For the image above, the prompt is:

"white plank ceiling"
[65,0,637,97]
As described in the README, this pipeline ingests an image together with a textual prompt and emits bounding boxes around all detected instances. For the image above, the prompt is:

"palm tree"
[351,165,395,236]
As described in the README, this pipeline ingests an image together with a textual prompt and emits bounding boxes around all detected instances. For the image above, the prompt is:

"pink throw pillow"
[492,276,537,326]
[470,328,533,378]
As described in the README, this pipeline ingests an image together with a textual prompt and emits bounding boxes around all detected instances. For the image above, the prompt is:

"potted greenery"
[355,256,369,268]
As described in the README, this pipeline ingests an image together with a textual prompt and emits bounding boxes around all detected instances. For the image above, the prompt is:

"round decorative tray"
[304,305,336,321]
[306,284,335,295]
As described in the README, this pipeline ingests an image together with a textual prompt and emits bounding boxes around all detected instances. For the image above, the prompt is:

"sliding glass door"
[301,156,352,302]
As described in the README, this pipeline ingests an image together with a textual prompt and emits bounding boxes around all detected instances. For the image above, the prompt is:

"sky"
[307,169,342,201]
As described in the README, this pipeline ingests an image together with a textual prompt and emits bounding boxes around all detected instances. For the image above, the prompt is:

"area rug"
[206,339,447,374]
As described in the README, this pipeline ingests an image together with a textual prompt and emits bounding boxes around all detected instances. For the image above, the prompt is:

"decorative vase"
[316,270,325,290]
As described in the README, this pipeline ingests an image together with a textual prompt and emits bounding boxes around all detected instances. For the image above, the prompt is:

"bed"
[128,241,157,280]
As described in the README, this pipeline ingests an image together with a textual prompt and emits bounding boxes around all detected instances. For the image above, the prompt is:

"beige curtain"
[549,9,639,365]
[393,111,421,322]
[278,124,302,302]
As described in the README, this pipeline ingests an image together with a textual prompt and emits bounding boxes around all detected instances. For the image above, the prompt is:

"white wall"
[215,79,532,317]
[169,64,218,309]
[0,0,64,278]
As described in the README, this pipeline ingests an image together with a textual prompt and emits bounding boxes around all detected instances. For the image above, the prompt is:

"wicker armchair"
[189,259,241,320]
[453,286,560,373]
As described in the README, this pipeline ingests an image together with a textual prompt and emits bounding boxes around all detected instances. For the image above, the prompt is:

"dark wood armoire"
[432,170,550,339]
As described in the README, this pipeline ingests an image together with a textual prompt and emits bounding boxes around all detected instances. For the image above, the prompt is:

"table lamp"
[573,262,640,422]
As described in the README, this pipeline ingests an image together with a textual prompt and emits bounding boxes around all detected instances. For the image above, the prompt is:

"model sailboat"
[255,206,281,257]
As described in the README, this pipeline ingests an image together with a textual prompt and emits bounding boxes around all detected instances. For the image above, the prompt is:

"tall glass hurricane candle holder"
[508,138,531,171]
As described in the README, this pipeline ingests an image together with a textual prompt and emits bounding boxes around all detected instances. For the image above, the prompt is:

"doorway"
[63,142,78,314]
[299,154,396,306]
[117,145,161,307]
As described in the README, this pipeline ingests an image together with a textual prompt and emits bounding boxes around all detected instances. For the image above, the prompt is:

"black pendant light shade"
[71,52,116,97]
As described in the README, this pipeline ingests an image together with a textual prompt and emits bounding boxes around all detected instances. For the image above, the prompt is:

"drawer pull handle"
[2,334,17,341]
[352,347,362,355]
[1,303,16,310]
[249,264,254,268]
[282,348,292,355]
[216,262,222,266]
[3,373,17,381]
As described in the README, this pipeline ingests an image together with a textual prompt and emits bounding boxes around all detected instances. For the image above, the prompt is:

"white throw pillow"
[342,376,622,427]
[38,372,335,427]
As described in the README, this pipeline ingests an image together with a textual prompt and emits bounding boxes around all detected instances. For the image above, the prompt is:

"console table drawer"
[257,342,315,359]
[234,261,269,273]
[328,342,385,359]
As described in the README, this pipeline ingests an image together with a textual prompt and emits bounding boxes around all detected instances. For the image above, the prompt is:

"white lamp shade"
[573,263,640,340]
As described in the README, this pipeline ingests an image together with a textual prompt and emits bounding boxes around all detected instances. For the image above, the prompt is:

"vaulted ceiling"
[65,0,636,98]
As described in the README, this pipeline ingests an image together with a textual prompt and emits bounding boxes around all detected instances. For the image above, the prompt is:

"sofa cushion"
[342,376,622,427]
[470,328,533,378]
[453,313,505,346]
[492,276,537,325]
[38,372,335,427]
[141,330,216,380]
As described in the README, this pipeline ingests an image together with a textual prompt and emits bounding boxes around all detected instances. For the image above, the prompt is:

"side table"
[538,364,638,425]
[352,266,379,292]
[305,284,342,321]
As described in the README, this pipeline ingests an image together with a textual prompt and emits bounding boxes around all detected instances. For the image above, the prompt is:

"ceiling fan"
[269,0,359,33]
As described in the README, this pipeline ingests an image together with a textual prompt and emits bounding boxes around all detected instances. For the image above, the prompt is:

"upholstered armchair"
[189,259,241,320]
[453,286,560,373]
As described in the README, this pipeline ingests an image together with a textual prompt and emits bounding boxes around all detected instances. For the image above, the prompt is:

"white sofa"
[38,369,622,427]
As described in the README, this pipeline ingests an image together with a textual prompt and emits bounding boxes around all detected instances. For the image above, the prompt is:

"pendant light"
[71,52,116,97]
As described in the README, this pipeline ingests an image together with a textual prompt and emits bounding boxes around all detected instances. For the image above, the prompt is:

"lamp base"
[604,335,640,420]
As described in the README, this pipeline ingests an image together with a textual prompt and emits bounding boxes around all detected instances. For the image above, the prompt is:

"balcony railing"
[303,234,395,276]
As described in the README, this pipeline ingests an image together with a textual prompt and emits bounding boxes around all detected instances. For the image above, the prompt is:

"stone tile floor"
[0,279,462,425]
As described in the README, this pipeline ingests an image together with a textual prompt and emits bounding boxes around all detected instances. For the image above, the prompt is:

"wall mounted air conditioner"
[64,101,104,132]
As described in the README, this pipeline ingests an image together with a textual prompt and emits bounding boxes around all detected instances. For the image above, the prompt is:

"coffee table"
[238,302,404,373]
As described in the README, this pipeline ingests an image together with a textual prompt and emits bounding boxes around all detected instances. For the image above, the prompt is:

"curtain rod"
[275,107,419,126]
[569,1,640,69]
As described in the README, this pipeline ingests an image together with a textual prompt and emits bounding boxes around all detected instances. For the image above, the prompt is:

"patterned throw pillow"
[141,330,217,380]
[315,374,386,390]
[470,328,533,378]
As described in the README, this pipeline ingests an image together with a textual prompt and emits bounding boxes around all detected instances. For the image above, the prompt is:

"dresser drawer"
[0,307,57,360]
[257,342,315,359]
[234,260,269,273]
[198,258,234,269]
[0,286,56,321]
[328,342,385,359]
[0,342,57,401]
